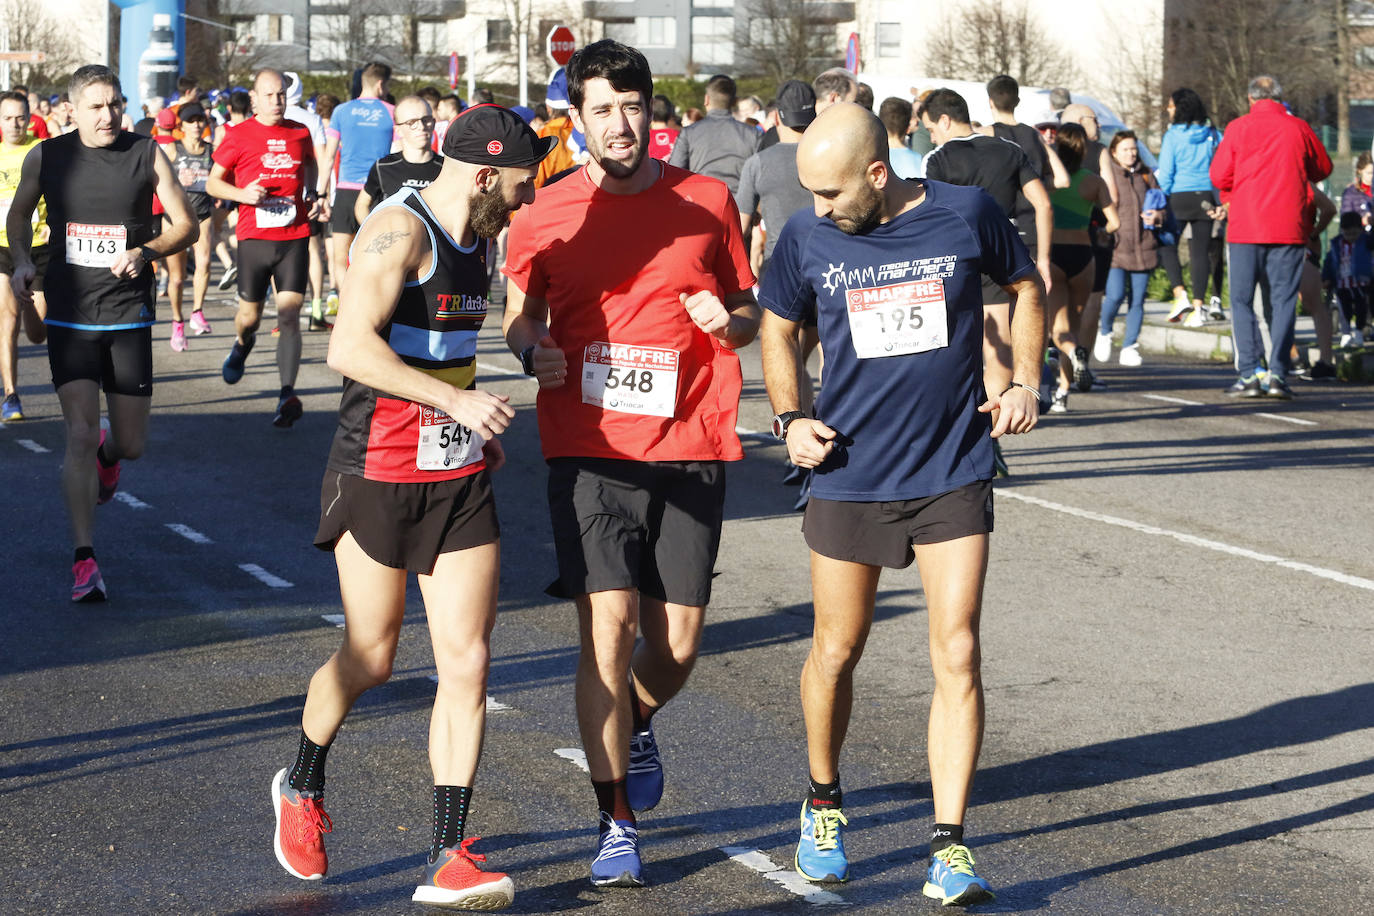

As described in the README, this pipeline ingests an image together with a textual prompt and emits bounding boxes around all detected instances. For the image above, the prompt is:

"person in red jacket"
[1209,75,1332,399]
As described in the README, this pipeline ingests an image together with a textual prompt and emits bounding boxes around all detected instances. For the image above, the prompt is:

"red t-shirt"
[28,114,49,140]
[503,163,755,463]
[211,117,315,241]
[647,127,679,161]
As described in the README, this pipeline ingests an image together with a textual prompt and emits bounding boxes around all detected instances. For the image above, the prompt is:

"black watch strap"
[772,410,806,441]
[519,344,537,377]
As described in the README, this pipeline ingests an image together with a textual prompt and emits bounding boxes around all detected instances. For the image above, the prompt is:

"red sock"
[630,679,658,731]
[592,777,635,825]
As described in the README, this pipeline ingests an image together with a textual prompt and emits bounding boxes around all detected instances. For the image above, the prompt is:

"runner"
[206,68,326,428]
[211,89,251,292]
[758,102,1044,907]
[502,39,759,888]
[321,62,394,300]
[0,90,49,421]
[353,95,443,222]
[164,102,216,350]
[6,65,198,601]
[271,104,550,912]
[282,72,331,331]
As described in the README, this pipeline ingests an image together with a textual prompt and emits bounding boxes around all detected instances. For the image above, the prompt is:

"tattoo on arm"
[363,230,409,254]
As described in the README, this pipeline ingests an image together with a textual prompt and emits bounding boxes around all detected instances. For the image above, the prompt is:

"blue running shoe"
[923,844,994,907]
[627,724,664,812]
[1,393,22,422]
[795,802,848,882]
[222,334,255,385]
[590,813,645,887]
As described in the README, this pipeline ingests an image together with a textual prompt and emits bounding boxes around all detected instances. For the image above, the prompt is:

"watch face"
[771,415,785,438]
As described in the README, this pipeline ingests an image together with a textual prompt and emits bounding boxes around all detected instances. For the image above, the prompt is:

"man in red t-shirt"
[502,39,759,888]
[207,67,327,427]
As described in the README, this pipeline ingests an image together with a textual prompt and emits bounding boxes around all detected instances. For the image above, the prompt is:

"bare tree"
[0,0,85,91]
[924,0,1077,89]
[1103,10,1167,147]
[738,0,842,84]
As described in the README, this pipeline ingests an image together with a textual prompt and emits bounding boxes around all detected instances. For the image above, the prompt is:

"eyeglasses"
[398,116,436,130]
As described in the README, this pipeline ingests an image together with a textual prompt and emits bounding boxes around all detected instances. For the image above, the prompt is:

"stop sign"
[547,25,576,66]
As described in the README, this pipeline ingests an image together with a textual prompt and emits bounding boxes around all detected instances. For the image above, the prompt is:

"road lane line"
[321,614,346,628]
[165,523,213,545]
[238,563,293,588]
[15,439,50,453]
[719,846,848,906]
[423,676,512,711]
[1141,394,1204,407]
[1000,491,1374,593]
[1255,412,1318,427]
[112,492,151,509]
[555,747,590,773]
[476,360,524,378]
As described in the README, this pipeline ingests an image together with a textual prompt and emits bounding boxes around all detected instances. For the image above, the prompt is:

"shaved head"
[796,103,895,235]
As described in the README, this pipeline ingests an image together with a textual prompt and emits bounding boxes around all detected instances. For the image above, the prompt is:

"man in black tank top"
[270,104,552,909]
[6,65,198,604]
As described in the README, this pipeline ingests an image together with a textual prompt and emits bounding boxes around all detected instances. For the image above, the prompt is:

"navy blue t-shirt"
[761,180,1034,501]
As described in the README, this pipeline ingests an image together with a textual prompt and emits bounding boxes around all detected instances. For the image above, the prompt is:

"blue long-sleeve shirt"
[1156,122,1221,195]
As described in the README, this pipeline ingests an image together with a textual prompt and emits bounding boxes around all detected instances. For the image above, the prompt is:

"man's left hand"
[680,290,731,338]
[979,385,1039,438]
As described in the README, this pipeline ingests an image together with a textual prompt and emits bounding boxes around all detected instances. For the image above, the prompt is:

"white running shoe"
[1183,308,1206,328]
[1118,344,1142,367]
[1092,333,1113,363]
[1166,294,1191,322]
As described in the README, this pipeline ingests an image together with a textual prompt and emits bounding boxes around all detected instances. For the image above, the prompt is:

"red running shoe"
[271,767,332,880]
[71,557,106,603]
[96,429,120,505]
[411,837,514,910]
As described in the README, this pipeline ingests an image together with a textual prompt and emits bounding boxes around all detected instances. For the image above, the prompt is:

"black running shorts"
[330,189,362,235]
[237,237,309,302]
[46,324,153,396]
[546,457,725,607]
[0,244,49,291]
[313,469,499,574]
[802,480,994,569]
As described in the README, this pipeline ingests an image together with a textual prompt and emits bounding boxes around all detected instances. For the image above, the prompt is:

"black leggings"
[1335,287,1371,328]
[1158,219,1223,301]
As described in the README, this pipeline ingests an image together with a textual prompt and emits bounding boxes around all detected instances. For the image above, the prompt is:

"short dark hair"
[854,82,874,111]
[651,93,675,123]
[1169,88,1208,125]
[473,87,495,104]
[878,97,912,137]
[68,65,121,103]
[417,86,441,106]
[228,89,252,117]
[1357,150,1373,173]
[987,74,1019,113]
[917,88,970,126]
[1340,210,1363,230]
[178,75,198,94]
[1055,121,1087,172]
[362,61,392,85]
[566,39,653,113]
[705,74,736,110]
[0,89,29,113]
[812,68,856,103]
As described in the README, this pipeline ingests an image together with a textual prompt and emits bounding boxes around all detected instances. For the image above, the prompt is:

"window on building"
[260,13,294,43]
[417,19,447,56]
[487,19,513,52]
[231,17,255,47]
[692,16,734,69]
[877,22,901,58]
[309,14,347,63]
[640,17,677,47]
[694,0,732,8]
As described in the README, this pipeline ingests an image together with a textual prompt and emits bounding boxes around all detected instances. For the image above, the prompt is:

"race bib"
[416,405,483,471]
[255,196,297,229]
[65,222,126,268]
[581,342,679,417]
[845,279,949,359]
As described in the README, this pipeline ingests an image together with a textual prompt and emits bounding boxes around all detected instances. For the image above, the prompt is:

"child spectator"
[1322,211,1371,348]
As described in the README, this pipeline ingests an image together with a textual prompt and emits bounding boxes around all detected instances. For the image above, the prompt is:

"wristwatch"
[771,410,807,441]
[518,344,537,377]
[138,245,157,263]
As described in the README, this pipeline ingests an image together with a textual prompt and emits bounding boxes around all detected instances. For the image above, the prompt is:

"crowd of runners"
[0,39,1358,912]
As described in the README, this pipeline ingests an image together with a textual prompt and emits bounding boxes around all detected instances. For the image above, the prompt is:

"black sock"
[930,823,964,855]
[96,443,116,468]
[430,785,472,863]
[629,678,658,731]
[808,776,842,809]
[279,385,294,399]
[592,777,635,827]
[287,730,330,794]
[74,546,95,564]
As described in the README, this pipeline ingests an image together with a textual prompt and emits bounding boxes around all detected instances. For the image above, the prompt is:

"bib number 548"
[603,368,655,393]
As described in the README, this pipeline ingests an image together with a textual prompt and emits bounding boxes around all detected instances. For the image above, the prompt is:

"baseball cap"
[776,79,816,129]
[178,102,206,122]
[546,69,569,109]
[155,107,177,129]
[442,104,557,168]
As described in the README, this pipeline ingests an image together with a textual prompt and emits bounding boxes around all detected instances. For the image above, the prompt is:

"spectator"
[854,82,874,112]
[668,74,762,193]
[1323,211,1370,349]
[648,94,680,161]
[1094,131,1160,367]
[1156,88,1224,326]
[735,94,763,125]
[536,68,579,186]
[812,68,857,114]
[1210,75,1333,399]
[1340,151,1374,226]
[879,97,921,179]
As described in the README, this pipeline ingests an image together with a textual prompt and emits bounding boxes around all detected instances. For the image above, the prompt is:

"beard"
[469,180,512,239]
[586,130,646,180]
[832,182,885,236]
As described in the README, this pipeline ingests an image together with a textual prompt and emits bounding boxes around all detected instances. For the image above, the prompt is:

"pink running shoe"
[170,321,188,352]
[72,557,106,602]
[189,309,212,335]
[96,429,121,505]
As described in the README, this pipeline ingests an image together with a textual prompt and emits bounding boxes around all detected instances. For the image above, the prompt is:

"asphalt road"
[3,281,1372,914]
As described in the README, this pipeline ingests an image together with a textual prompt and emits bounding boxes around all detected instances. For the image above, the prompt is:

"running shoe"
[627,724,664,812]
[1265,376,1294,400]
[325,291,340,317]
[412,837,514,910]
[1072,346,1094,393]
[1208,296,1226,320]
[923,844,994,907]
[1166,293,1191,322]
[1091,332,1113,363]
[1225,374,1264,398]
[273,394,304,429]
[1302,360,1337,381]
[1183,307,1206,328]
[1,393,22,422]
[1118,344,1142,367]
[307,314,333,332]
[795,802,848,883]
[71,557,106,603]
[170,320,187,352]
[590,813,645,888]
[217,264,238,291]
[992,441,1009,478]
[96,429,121,504]
[222,335,255,385]
[271,767,332,881]
[1049,390,1068,413]
[189,310,212,335]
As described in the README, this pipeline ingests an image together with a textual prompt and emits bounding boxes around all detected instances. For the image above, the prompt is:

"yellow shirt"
[0,136,48,248]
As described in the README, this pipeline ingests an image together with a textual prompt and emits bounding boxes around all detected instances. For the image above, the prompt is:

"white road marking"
[720,846,848,906]
[15,438,50,453]
[555,747,590,773]
[1141,393,1204,407]
[112,492,150,509]
[423,676,512,711]
[165,523,213,545]
[1255,412,1318,427]
[476,360,524,377]
[237,563,293,588]
[1000,491,1374,593]
[321,614,346,628]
